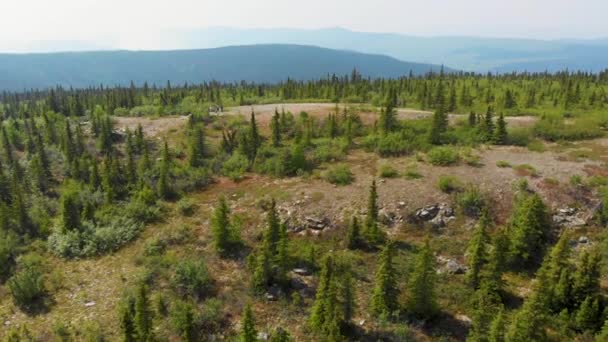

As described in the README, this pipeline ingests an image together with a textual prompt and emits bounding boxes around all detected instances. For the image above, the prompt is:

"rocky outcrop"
[553,207,587,228]
[412,204,456,227]
[437,256,468,275]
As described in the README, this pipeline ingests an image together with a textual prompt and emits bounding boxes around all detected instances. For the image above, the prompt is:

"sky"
[1,0,607,52]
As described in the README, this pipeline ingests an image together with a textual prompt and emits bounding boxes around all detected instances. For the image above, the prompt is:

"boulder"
[415,204,440,221]
[292,268,311,276]
[445,260,468,274]
[553,207,587,228]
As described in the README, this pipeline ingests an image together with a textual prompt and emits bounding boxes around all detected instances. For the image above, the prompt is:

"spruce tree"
[468,111,477,126]
[60,183,81,232]
[134,284,153,342]
[571,249,601,306]
[488,308,506,342]
[466,212,490,288]
[483,107,495,142]
[240,304,257,342]
[188,125,205,168]
[274,223,290,287]
[575,296,600,332]
[364,180,384,246]
[211,196,231,255]
[493,113,508,145]
[508,193,550,267]
[379,105,397,135]
[119,296,137,342]
[310,254,335,331]
[252,241,271,292]
[407,238,438,319]
[270,328,291,342]
[248,111,260,158]
[346,216,362,250]
[370,241,399,317]
[157,141,171,199]
[271,109,281,147]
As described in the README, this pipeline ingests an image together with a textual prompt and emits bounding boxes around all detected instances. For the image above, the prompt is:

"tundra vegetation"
[1,69,608,341]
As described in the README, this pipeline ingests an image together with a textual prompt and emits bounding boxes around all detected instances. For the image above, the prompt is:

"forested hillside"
[1,69,608,341]
[0,45,445,90]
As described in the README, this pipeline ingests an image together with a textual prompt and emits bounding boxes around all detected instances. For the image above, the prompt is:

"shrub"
[570,175,583,187]
[457,187,485,217]
[8,265,46,309]
[143,237,167,257]
[48,218,144,257]
[171,300,197,340]
[533,115,604,141]
[496,160,511,168]
[312,139,348,164]
[404,165,423,179]
[427,147,460,166]
[0,231,17,281]
[172,260,212,300]
[222,152,249,181]
[527,140,546,152]
[437,176,462,193]
[322,164,354,185]
[377,133,412,157]
[177,198,196,217]
[514,164,539,177]
[379,163,399,178]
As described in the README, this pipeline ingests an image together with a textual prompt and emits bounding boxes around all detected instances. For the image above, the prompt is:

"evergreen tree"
[468,111,477,126]
[429,107,448,145]
[505,292,548,342]
[370,241,399,317]
[493,113,508,145]
[346,216,362,250]
[482,107,495,142]
[248,111,260,158]
[571,249,601,306]
[407,238,438,319]
[466,212,490,288]
[310,254,335,331]
[252,240,271,292]
[157,141,171,199]
[274,222,290,287]
[240,304,257,342]
[508,194,550,267]
[270,328,292,342]
[188,125,205,168]
[364,180,384,245]
[60,183,81,232]
[134,284,153,342]
[378,105,397,135]
[488,308,506,342]
[211,196,231,255]
[271,109,281,147]
[575,296,600,332]
[102,158,115,203]
[264,199,281,256]
[119,296,137,342]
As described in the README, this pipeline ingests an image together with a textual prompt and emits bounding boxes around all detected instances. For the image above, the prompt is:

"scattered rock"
[553,207,587,228]
[257,332,269,341]
[398,201,406,208]
[4,321,11,326]
[358,319,366,326]
[292,268,311,276]
[456,314,473,327]
[305,216,329,230]
[84,301,96,307]
[579,236,589,244]
[437,256,468,274]
[414,204,455,227]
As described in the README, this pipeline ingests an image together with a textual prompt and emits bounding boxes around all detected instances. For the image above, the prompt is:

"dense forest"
[1,69,608,341]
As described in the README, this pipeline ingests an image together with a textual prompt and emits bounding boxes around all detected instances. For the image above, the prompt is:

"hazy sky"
[2,0,607,51]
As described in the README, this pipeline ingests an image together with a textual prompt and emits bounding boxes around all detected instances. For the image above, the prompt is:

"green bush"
[222,152,249,181]
[177,198,196,217]
[427,147,460,166]
[496,160,511,168]
[0,231,17,281]
[457,187,485,217]
[8,266,46,309]
[533,115,604,142]
[172,260,212,300]
[379,163,399,178]
[404,164,423,179]
[48,217,143,257]
[376,133,412,157]
[322,164,354,185]
[437,176,462,193]
[312,139,348,164]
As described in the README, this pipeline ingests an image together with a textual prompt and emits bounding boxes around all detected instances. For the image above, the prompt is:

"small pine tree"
[269,327,291,342]
[188,125,205,168]
[240,304,257,342]
[493,113,508,145]
[575,296,600,332]
[488,308,506,342]
[468,111,477,126]
[407,238,438,319]
[60,183,81,232]
[134,284,153,342]
[346,216,362,250]
[119,296,136,342]
[508,193,550,267]
[466,212,490,288]
[252,241,271,292]
[370,241,399,317]
[271,109,281,147]
[274,223,290,287]
[483,107,495,142]
[364,180,384,246]
[157,141,171,199]
[310,254,335,331]
[211,196,231,255]
[379,105,397,135]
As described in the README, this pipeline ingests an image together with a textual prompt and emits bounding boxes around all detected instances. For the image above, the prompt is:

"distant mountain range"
[155,27,608,73]
[0,44,446,91]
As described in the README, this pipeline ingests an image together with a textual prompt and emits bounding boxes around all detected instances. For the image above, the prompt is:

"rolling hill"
[0,44,446,91]
[157,27,608,73]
